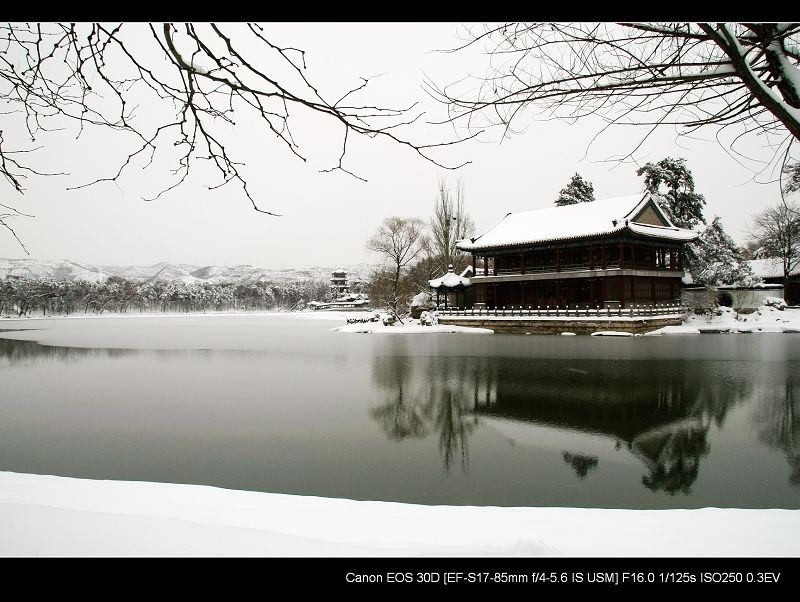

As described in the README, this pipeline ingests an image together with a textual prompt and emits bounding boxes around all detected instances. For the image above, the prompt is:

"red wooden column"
[601,244,606,269]
[556,247,561,272]
[619,241,625,269]
[589,244,594,270]
[472,254,476,275]
[651,276,656,305]
[493,254,498,276]
[484,255,488,276]
[620,276,626,307]
[521,249,526,275]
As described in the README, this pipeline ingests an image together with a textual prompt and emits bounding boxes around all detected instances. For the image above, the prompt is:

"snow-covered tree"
[637,157,706,229]
[689,217,756,286]
[554,173,595,206]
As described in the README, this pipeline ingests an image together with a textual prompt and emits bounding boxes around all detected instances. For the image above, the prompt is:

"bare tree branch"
[431,22,800,185]
[0,22,475,250]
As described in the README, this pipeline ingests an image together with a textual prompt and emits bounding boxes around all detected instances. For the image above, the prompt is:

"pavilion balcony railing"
[479,260,682,276]
[436,302,689,319]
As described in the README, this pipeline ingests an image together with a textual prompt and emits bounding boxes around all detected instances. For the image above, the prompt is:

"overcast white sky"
[0,23,788,269]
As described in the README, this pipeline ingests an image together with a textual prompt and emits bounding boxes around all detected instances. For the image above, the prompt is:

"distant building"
[330,268,349,299]
[456,193,697,309]
[747,258,799,306]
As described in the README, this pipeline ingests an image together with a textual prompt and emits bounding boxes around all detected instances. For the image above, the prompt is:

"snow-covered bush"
[682,287,718,313]
[418,310,439,326]
[409,291,436,319]
[763,297,787,310]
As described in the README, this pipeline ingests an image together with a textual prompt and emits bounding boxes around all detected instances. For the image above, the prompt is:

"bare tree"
[366,216,425,313]
[429,178,475,272]
[430,23,800,187]
[405,235,440,293]
[748,201,800,283]
[0,23,474,250]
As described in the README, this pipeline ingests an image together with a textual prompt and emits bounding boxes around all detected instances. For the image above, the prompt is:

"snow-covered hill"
[0,258,376,285]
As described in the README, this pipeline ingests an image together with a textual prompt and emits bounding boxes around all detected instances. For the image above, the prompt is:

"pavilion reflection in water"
[370,346,774,494]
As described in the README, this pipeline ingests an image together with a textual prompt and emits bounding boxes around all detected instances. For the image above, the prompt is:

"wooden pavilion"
[428,265,471,309]
[456,193,698,309]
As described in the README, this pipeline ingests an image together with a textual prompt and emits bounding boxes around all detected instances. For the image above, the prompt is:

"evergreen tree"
[554,173,595,206]
[637,157,706,229]
[688,217,756,286]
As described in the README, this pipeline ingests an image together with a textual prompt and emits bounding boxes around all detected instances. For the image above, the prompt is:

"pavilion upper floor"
[468,234,687,280]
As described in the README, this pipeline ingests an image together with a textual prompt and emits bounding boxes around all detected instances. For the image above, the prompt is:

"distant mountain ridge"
[0,258,376,286]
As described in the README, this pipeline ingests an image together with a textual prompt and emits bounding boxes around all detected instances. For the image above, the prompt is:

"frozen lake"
[1,313,798,508]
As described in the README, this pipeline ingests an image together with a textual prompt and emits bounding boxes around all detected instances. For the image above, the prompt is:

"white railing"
[437,302,688,318]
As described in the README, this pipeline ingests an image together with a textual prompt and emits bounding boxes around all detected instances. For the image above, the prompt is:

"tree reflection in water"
[369,351,430,441]
[633,421,710,495]
[434,390,476,472]
[755,368,800,486]
[0,337,134,366]
[370,337,482,473]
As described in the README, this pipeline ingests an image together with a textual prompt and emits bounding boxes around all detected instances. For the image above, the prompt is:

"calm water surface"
[1,314,798,508]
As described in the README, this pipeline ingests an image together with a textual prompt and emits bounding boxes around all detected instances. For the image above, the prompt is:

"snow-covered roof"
[429,266,471,289]
[458,193,697,251]
[747,258,799,279]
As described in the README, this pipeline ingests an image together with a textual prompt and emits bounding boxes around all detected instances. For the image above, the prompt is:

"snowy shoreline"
[0,310,349,322]
[3,305,799,336]
[1,471,798,557]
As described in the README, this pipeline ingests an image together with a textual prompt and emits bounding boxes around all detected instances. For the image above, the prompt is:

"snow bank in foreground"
[1,472,798,557]
[334,323,493,334]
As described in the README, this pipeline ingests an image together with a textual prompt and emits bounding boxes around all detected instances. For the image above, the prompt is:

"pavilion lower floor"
[470,274,682,309]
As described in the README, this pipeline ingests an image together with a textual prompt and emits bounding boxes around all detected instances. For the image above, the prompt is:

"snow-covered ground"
[1,471,798,557]
[647,305,800,335]
[5,304,799,336]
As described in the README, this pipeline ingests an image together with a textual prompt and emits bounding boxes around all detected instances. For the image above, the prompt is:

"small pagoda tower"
[330,269,349,299]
